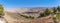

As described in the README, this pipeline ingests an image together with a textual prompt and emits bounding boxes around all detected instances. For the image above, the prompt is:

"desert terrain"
[3,8,55,23]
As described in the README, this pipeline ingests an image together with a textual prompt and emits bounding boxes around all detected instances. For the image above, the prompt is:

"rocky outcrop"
[0,17,8,23]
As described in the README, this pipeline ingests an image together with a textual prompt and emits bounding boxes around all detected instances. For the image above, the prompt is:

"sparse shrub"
[0,4,4,17]
[53,17,58,23]
[20,14,34,19]
[53,7,57,14]
[57,6,60,12]
[44,8,51,16]
[38,8,52,18]
[31,17,34,19]
[20,14,29,18]
[29,16,34,19]
[37,13,45,18]
[24,16,29,18]
[40,13,45,17]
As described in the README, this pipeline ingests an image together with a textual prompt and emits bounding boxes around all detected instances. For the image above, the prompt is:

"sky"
[0,0,59,9]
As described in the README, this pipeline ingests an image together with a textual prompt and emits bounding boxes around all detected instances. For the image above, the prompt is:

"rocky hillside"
[4,8,54,23]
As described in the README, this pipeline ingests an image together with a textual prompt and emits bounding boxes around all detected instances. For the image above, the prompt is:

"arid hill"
[4,8,54,23]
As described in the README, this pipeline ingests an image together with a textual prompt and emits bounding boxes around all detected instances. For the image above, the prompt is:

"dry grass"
[4,8,54,23]
[4,12,54,23]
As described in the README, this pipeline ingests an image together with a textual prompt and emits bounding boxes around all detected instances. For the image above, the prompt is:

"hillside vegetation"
[0,4,59,23]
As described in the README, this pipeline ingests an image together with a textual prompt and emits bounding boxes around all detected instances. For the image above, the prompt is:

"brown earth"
[4,8,54,23]
[3,12,54,23]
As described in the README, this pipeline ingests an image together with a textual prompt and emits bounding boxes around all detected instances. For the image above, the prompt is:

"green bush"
[57,6,60,12]
[0,4,4,16]
[37,13,45,18]
[53,7,57,14]
[38,8,51,18]
[44,8,51,15]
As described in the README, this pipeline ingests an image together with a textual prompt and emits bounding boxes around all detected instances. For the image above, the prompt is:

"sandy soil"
[4,12,54,23]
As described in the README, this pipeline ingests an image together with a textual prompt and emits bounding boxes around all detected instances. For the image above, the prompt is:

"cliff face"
[4,8,54,23]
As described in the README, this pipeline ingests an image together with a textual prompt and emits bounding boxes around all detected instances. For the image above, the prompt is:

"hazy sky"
[0,0,59,9]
